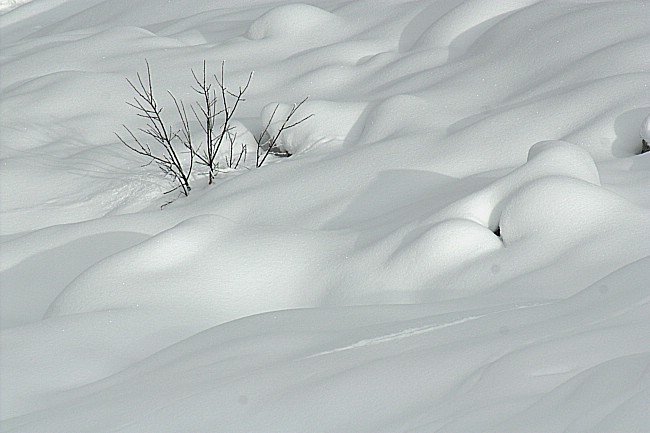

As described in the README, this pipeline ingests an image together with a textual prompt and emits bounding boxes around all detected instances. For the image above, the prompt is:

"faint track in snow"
[304,315,485,359]
[304,303,545,359]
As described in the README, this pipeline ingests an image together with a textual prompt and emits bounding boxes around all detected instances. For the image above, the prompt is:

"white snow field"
[1,0,650,431]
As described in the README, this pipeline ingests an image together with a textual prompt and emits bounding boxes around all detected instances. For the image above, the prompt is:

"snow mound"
[431,140,600,231]
[0,231,149,329]
[413,0,538,52]
[246,4,342,40]
[2,0,650,431]
[44,215,350,323]
[30,137,650,322]
[358,94,436,144]
[387,218,502,278]
[500,176,642,245]
[261,99,367,154]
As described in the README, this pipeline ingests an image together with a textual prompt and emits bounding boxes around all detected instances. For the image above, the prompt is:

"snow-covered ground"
[1,1,649,431]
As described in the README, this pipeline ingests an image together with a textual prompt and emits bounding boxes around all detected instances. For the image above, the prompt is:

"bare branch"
[117,60,192,197]
[257,97,313,167]
[117,60,304,203]
[189,61,253,182]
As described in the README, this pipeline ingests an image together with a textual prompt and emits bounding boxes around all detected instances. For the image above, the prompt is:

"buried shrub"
[116,60,311,201]
[641,114,650,154]
[115,61,193,197]
[256,97,313,167]
[190,61,252,183]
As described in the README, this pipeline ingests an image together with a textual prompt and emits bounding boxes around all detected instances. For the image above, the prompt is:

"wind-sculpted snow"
[246,3,344,41]
[43,139,648,320]
[1,0,649,431]
[0,0,31,14]
[4,259,649,432]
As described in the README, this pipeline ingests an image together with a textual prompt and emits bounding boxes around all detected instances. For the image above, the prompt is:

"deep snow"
[1,0,649,432]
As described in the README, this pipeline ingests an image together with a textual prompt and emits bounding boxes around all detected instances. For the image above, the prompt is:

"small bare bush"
[115,61,193,197]
[256,98,314,167]
[117,60,312,202]
[190,61,252,183]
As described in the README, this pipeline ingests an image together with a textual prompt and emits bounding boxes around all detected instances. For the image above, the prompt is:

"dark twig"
[117,60,311,203]
[191,61,253,183]
[256,97,314,167]
[116,60,192,197]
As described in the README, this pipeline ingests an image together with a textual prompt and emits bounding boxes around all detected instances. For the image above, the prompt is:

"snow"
[0,0,31,13]
[246,3,344,41]
[1,0,649,432]
[261,99,368,154]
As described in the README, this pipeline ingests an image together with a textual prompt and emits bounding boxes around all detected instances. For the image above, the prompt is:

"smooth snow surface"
[1,1,649,432]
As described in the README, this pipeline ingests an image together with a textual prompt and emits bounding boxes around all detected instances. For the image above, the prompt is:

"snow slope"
[1,0,649,431]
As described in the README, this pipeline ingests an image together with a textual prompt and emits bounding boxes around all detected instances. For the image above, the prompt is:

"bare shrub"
[190,61,252,183]
[256,98,314,167]
[115,61,193,197]
[118,60,313,202]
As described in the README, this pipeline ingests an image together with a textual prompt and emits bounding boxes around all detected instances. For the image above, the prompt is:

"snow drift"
[1,0,649,431]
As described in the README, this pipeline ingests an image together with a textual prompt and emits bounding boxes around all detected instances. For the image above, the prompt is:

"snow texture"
[1,1,649,432]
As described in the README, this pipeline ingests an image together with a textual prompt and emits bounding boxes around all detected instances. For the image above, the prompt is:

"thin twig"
[257,97,313,167]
